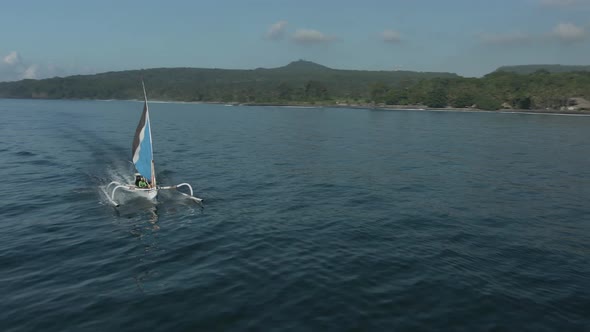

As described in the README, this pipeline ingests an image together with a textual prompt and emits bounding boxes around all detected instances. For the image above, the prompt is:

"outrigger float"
[106,81,202,207]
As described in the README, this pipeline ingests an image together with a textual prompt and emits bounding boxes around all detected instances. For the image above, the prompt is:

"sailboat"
[106,81,202,207]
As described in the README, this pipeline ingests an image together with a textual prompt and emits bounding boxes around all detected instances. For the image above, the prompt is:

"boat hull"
[130,188,158,201]
[106,181,158,206]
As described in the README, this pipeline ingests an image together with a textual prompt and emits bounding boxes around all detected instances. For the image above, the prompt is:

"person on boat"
[135,174,150,188]
[138,178,149,188]
[134,174,142,186]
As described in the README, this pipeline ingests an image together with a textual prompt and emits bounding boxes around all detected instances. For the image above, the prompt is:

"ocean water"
[0,99,589,331]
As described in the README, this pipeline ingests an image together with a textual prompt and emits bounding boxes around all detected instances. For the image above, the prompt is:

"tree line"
[369,70,590,110]
[0,61,588,110]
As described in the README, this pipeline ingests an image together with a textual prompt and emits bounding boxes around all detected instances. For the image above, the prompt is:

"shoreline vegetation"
[2,96,589,116]
[216,101,590,115]
[132,99,590,116]
[0,60,589,114]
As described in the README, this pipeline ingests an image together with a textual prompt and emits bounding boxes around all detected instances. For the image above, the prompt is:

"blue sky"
[0,0,589,81]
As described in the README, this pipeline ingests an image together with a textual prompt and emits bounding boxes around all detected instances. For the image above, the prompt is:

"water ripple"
[1,101,589,331]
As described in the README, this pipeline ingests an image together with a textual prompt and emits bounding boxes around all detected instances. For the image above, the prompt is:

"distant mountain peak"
[495,64,590,74]
[280,60,332,71]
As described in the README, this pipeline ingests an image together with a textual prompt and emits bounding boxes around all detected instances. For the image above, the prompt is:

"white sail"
[131,81,156,185]
[107,81,201,206]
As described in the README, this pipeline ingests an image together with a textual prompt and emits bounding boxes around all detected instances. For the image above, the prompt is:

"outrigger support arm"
[106,181,125,207]
[106,181,139,207]
[107,181,122,192]
[106,181,202,206]
[159,183,203,203]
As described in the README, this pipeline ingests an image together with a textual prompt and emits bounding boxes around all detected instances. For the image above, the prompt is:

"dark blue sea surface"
[0,99,589,331]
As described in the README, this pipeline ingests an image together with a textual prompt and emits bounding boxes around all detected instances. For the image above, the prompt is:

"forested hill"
[496,64,590,74]
[0,60,457,102]
[1,60,589,110]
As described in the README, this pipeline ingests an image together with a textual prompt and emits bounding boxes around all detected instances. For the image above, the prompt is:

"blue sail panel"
[131,101,154,182]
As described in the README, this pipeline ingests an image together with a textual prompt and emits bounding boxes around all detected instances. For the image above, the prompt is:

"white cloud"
[22,64,38,79]
[266,20,288,40]
[551,22,587,42]
[382,29,402,43]
[479,32,532,45]
[479,23,588,46]
[540,0,581,7]
[3,51,21,65]
[0,51,102,82]
[0,51,67,81]
[539,0,590,9]
[1,51,26,81]
[292,29,335,44]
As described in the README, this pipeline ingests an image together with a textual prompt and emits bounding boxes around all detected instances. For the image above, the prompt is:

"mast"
[142,80,156,187]
[132,80,156,186]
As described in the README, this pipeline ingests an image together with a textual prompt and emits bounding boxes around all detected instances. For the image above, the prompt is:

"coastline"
[2,97,590,116]
[236,101,590,116]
